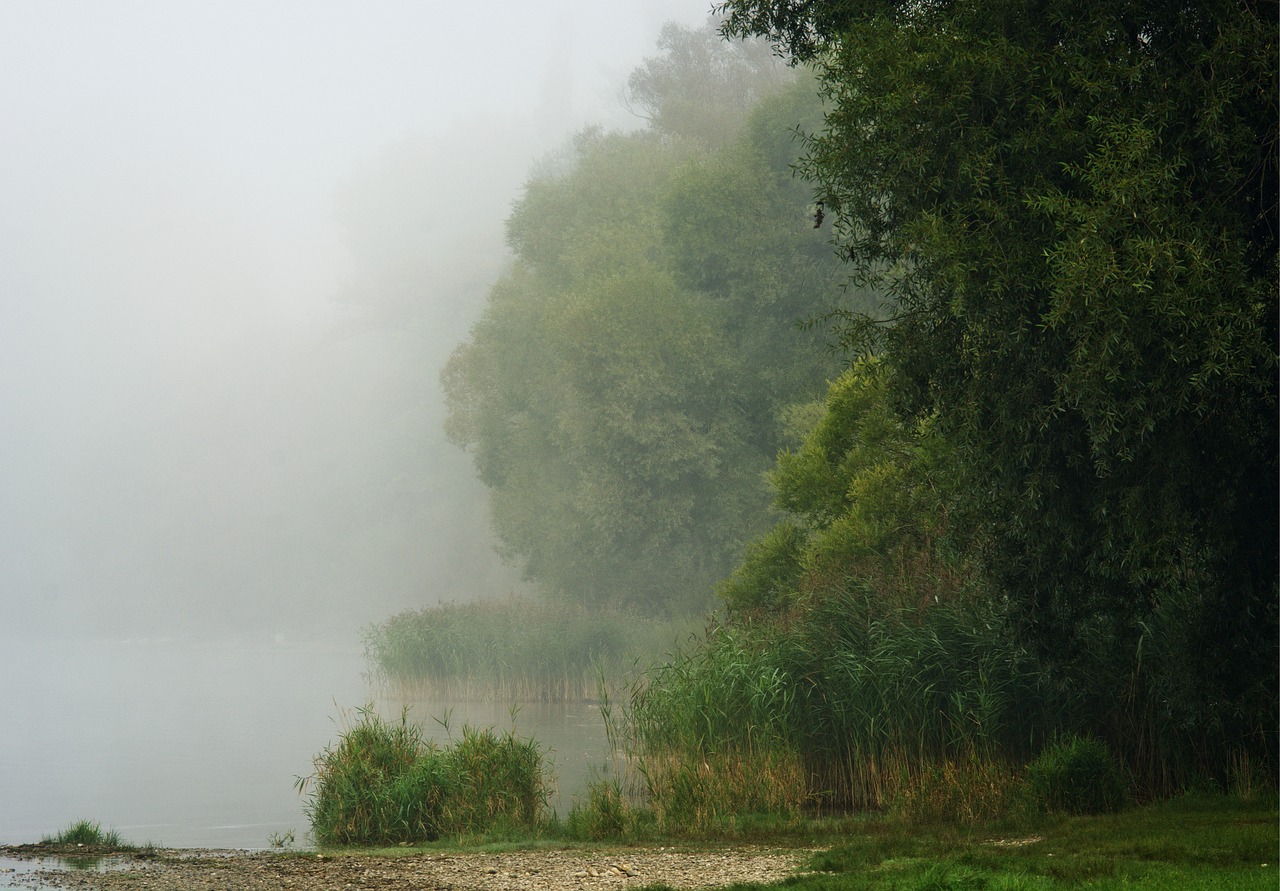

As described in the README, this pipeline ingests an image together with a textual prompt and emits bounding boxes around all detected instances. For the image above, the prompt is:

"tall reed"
[363,598,702,702]
[630,583,1048,816]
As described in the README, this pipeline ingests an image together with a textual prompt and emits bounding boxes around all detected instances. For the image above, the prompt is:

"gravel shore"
[2,844,811,890]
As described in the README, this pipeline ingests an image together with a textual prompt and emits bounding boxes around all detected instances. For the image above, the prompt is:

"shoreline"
[0,843,811,890]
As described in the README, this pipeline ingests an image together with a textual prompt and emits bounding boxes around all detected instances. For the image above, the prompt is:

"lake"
[0,637,610,849]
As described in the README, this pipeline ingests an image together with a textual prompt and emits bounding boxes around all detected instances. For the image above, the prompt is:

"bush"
[298,705,550,845]
[1025,735,1128,815]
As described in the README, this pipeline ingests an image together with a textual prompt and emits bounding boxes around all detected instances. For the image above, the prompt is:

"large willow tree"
[718,0,1277,780]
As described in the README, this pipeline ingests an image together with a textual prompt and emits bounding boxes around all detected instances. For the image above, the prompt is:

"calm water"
[0,637,609,849]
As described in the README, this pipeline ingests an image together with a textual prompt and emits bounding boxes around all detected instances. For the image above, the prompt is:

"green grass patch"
[706,794,1277,890]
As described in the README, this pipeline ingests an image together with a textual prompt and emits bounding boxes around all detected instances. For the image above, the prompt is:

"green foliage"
[711,796,1278,890]
[298,706,549,845]
[625,21,793,150]
[717,521,806,614]
[721,357,971,617]
[720,0,1278,790]
[632,585,1048,814]
[565,777,643,841]
[444,25,865,615]
[1025,735,1128,816]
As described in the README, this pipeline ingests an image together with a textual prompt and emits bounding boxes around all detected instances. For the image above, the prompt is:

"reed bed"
[628,584,1051,820]
[363,599,703,702]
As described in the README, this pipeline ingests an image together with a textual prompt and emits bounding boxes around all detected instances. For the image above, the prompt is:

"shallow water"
[1,637,611,849]
[0,854,134,890]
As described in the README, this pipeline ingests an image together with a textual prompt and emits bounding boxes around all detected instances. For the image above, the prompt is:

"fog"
[1,0,712,642]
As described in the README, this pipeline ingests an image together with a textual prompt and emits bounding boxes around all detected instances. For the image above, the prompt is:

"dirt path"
[2,845,812,890]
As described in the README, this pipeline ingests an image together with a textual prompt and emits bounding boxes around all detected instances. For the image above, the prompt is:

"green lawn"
[675,795,1276,891]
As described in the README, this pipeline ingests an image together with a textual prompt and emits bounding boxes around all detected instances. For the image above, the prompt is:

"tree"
[719,357,968,617]
[444,28,858,614]
[624,20,792,149]
[718,0,1277,780]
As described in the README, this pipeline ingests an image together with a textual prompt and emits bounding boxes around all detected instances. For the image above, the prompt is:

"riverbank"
[6,794,1274,890]
[0,844,808,890]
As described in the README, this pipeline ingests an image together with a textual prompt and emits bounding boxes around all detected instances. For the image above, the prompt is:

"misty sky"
[0,0,714,640]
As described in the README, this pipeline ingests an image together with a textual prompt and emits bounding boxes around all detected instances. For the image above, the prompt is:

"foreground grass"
[691,794,1276,891]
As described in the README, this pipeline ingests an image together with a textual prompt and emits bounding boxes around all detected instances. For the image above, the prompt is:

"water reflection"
[0,854,132,891]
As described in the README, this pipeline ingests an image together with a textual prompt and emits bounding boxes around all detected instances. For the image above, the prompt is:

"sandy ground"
[1,844,812,890]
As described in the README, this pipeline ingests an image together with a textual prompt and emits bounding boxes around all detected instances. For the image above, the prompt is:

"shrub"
[1025,735,1128,815]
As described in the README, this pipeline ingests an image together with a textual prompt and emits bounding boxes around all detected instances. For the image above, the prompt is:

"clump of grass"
[1024,734,1128,815]
[42,819,126,848]
[363,599,702,703]
[297,705,550,845]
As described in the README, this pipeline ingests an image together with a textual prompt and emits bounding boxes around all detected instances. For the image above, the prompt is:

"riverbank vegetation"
[41,819,129,849]
[297,706,549,845]
[363,599,703,702]
[357,1,1275,852]
[737,793,1277,891]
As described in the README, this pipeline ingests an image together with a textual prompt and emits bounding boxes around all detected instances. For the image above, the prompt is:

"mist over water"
[2,0,709,846]
[1,637,366,848]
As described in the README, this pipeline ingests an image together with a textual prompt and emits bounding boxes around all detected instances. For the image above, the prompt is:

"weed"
[565,776,643,840]
[267,829,295,849]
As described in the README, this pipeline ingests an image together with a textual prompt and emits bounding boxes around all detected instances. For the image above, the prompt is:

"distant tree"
[444,28,865,615]
[625,20,792,149]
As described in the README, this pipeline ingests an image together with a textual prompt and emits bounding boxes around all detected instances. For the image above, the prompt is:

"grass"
[297,704,550,845]
[696,793,1278,890]
[363,598,703,702]
[628,588,1051,818]
[41,819,128,848]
